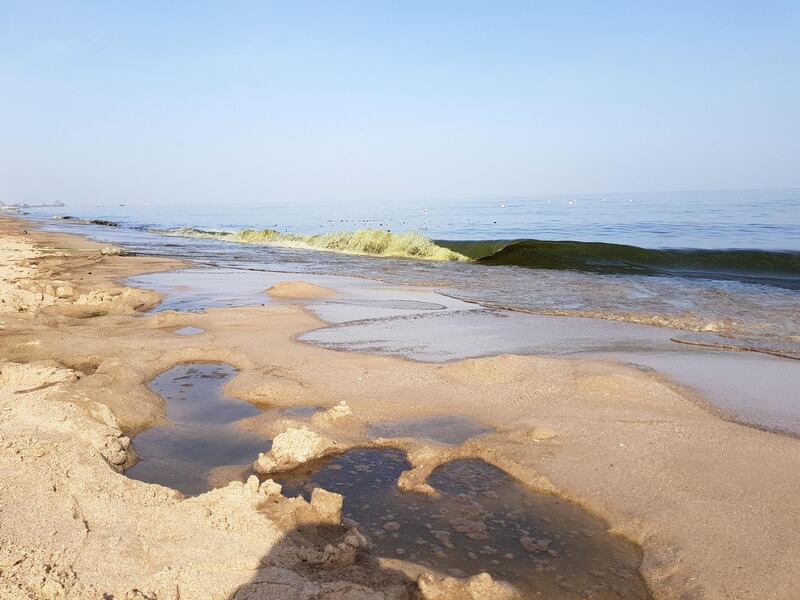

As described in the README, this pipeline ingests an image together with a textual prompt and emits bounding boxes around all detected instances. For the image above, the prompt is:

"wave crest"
[440,239,800,290]
[151,224,800,289]
[158,227,469,262]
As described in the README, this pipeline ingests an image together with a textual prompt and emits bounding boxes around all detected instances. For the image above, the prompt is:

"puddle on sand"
[125,363,269,496]
[128,267,475,318]
[274,449,651,599]
[368,416,492,445]
[256,405,322,425]
[128,268,271,312]
[281,405,320,418]
[174,326,205,336]
[127,368,650,597]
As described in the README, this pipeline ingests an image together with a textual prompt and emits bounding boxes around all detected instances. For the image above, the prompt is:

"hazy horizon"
[2,2,799,206]
[9,185,800,210]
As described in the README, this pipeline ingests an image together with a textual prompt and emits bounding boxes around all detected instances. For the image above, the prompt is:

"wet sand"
[134,266,800,435]
[2,214,800,599]
[302,308,800,436]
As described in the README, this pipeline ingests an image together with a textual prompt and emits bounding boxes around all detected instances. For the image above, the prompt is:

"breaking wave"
[156,227,469,262]
[67,217,800,289]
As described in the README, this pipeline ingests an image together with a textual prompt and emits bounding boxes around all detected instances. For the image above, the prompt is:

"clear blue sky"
[1,1,798,205]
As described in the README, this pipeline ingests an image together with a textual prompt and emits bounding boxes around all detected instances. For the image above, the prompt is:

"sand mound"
[0,361,78,393]
[437,355,531,384]
[253,427,341,474]
[267,280,335,299]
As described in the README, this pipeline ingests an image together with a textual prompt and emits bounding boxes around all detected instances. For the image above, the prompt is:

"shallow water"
[127,267,476,318]
[281,406,320,418]
[368,416,492,445]
[275,449,651,599]
[174,326,205,336]
[125,363,269,495]
[130,268,273,312]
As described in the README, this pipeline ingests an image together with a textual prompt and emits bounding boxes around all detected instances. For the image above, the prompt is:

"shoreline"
[28,214,800,361]
[2,214,800,599]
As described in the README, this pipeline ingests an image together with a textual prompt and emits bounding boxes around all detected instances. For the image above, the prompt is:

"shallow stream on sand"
[127,363,651,599]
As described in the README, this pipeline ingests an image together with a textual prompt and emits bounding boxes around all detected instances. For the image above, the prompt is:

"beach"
[2,213,800,599]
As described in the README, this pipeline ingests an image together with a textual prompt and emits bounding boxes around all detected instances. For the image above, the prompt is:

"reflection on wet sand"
[303,309,800,436]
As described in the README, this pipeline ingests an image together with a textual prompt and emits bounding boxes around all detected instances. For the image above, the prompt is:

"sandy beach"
[2,214,799,600]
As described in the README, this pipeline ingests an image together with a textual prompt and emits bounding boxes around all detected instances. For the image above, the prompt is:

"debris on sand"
[310,487,344,525]
[253,427,341,474]
[417,572,520,600]
[311,400,355,427]
[519,536,551,553]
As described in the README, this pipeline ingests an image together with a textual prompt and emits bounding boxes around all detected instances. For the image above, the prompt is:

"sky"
[1,1,799,206]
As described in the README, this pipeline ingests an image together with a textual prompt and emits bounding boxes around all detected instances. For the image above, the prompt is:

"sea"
[21,188,800,357]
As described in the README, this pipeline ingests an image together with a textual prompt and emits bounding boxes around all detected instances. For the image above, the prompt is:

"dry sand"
[1,215,799,599]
